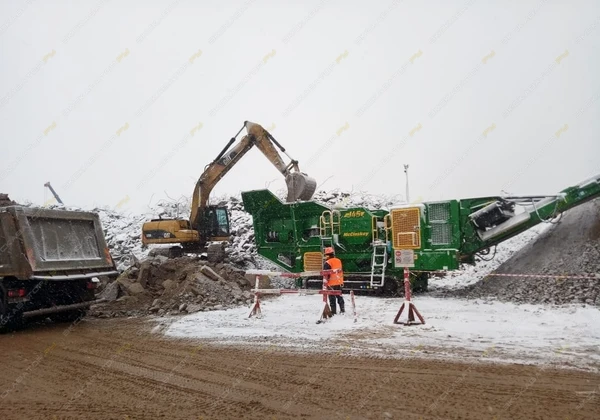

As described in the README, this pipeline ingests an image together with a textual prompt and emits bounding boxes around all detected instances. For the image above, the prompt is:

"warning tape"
[483,273,599,280]
[251,288,341,295]
[245,269,342,278]
[410,269,598,280]
[246,269,598,280]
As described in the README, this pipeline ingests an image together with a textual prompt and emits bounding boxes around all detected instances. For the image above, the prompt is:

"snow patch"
[164,294,600,369]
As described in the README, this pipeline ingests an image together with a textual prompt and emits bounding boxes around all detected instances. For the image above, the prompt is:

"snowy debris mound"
[91,255,258,318]
[311,189,406,209]
[445,198,600,306]
[220,196,260,268]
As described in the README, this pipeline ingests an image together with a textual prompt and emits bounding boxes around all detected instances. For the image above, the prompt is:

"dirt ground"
[1,317,599,420]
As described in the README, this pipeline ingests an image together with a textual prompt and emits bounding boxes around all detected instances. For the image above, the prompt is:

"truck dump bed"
[0,206,117,280]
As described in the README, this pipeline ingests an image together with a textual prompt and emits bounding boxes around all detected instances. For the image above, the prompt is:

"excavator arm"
[189,121,316,229]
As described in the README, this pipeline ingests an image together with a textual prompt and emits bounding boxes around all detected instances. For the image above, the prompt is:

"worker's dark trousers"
[329,285,344,314]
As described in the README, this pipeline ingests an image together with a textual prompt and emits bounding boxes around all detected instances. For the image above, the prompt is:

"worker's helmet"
[323,247,335,256]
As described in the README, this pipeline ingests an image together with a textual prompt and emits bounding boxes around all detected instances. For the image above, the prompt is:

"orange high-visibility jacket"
[324,257,344,287]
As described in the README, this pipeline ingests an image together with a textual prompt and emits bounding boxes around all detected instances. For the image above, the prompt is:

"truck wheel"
[0,287,20,332]
[0,305,24,333]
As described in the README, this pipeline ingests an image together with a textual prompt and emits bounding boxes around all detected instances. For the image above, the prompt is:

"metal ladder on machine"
[319,210,341,255]
[370,214,390,288]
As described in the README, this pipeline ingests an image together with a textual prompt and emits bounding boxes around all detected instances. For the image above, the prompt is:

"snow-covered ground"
[161,294,600,370]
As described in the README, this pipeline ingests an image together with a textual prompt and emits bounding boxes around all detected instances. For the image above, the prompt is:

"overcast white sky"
[1,0,599,214]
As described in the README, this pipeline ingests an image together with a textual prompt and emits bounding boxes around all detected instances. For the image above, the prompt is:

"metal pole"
[44,182,64,205]
[403,164,410,203]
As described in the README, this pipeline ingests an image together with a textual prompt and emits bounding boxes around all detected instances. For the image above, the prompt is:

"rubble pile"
[221,196,261,268]
[311,189,405,209]
[443,198,600,306]
[90,255,259,318]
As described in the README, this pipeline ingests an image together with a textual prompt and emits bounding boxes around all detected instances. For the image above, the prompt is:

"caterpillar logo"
[342,232,369,237]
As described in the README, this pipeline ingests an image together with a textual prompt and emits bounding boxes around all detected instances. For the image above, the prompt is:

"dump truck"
[241,173,600,294]
[0,203,118,328]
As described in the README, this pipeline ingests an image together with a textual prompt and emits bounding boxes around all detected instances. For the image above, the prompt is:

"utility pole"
[403,164,410,203]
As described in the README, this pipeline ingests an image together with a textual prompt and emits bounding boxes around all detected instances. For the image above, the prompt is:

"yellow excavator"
[141,121,317,258]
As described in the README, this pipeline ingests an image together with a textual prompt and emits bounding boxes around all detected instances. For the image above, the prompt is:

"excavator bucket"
[285,172,317,202]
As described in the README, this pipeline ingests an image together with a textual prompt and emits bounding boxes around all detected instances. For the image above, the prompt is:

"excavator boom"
[189,121,316,229]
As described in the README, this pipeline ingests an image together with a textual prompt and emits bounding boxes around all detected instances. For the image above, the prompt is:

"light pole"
[403,164,410,203]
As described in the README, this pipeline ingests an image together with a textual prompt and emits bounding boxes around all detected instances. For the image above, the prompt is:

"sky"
[0,0,599,215]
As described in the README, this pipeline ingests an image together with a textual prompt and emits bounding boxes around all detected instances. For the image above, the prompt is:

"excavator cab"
[201,205,230,240]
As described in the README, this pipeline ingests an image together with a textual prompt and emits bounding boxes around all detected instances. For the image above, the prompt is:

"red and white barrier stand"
[393,267,425,326]
[248,275,262,318]
[246,269,343,321]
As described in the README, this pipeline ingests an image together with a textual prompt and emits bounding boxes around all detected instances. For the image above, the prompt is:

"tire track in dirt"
[1,317,599,419]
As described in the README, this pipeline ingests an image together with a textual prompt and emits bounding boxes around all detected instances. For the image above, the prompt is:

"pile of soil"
[90,255,265,318]
[445,198,600,305]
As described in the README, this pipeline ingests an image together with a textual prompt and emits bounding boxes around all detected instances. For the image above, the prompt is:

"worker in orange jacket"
[323,247,344,314]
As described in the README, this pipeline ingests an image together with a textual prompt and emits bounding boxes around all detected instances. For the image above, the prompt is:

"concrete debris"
[89,255,256,318]
[126,282,146,295]
[97,281,120,302]
[200,265,225,282]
